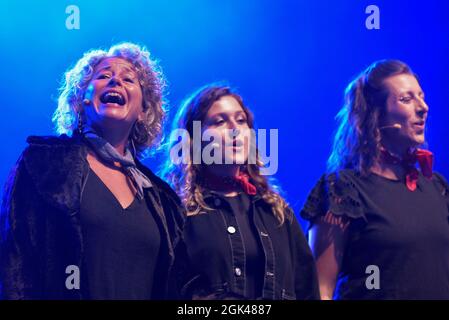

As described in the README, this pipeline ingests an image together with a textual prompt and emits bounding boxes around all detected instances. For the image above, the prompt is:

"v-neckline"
[88,167,138,211]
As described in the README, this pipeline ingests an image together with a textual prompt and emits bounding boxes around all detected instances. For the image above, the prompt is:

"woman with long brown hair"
[162,84,319,300]
[301,59,449,299]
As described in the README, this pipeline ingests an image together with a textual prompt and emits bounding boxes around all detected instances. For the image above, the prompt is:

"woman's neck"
[370,144,411,180]
[202,165,241,196]
[370,161,406,180]
[88,122,131,156]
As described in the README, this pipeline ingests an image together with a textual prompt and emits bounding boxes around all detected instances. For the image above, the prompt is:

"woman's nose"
[108,76,123,86]
[227,125,240,138]
[416,98,429,117]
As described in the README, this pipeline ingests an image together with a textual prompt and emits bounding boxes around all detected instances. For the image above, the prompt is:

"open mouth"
[413,120,425,128]
[226,140,244,147]
[413,121,426,133]
[100,91,126,106]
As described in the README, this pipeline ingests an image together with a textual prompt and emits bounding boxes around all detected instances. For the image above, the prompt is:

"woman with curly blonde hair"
[161,84,319,300]
[301,59,449,300]
[0,42,186,300]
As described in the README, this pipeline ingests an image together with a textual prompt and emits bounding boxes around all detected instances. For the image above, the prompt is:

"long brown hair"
[161,84,289,224]
[327,59,418,175]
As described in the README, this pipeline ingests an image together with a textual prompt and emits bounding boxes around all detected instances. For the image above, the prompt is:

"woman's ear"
[82,84,95,107]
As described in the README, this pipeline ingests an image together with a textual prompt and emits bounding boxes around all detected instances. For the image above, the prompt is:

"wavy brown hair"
[327,59,418,175]
[161,84,289,224]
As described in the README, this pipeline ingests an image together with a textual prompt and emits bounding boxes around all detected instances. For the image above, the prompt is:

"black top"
[226,193,265,299]
[182,190,320,300]
[301,169,449,299]
[0,134,185,300]
[80,167,161,300]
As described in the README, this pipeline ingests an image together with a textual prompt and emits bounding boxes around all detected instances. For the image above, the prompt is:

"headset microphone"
[379,124,402,130]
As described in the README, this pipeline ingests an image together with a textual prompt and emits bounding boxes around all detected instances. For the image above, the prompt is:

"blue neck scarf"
[82,124,152,200]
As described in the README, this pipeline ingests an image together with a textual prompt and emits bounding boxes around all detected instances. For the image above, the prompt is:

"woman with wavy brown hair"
[162,83,319,300]
[0,42,186,300]
[300,59,449,300]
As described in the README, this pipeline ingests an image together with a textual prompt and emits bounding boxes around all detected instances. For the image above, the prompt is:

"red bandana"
[235,173,257,195]
[380,148,433,191]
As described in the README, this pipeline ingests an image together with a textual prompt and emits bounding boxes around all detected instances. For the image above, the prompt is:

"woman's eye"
[237,118,247,124]
[123,74,136,83]
[97,74,110,79]
[399,96,412,103]
[214,119,225,125]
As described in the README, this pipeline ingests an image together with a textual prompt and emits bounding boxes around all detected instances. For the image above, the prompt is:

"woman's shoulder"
[325,168,362,183]
[25,133,83,148]
[306,169,362,199]
[21,134,85,161]
[3,134,87,212]
[432,171,449,199]
[26,134,71,145]
[433,171,449,185]
[21,134,85,169]
[300,168,366,223]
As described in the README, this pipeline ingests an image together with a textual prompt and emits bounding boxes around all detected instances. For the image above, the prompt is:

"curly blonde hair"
[161,84,290,224]
[53,42,167,159]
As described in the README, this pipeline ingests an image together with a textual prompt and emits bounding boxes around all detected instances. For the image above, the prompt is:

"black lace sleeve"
[300,171,366,226]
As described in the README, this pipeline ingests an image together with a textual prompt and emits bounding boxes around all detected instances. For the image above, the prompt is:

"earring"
[130,138,137,157]
[77,111,84,134]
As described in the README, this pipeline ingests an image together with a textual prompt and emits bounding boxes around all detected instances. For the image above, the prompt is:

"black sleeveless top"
[80,167,161,299]
[301,170,449,299]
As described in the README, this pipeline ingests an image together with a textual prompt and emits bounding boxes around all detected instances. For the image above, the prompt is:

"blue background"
[1,0,448,228]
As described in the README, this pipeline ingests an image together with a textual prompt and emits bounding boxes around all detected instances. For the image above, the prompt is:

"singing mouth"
[225,140,243,147]
[100,90,126,106]
[413,121,426,133]
[413,120,425,127]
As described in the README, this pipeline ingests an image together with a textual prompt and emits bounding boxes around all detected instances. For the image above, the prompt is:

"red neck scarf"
[204,172,257,195]
[234,172,257,195]
[380,147,433,191]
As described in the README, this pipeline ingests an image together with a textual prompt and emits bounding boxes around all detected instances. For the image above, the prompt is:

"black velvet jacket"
[0,133,187,300]
[182,191,320,300]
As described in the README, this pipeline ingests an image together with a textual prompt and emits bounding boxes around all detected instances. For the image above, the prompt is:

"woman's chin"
[91,115,134,131]
[412,134,425,146]
[96,109,130,122]
[223,155,248,165]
